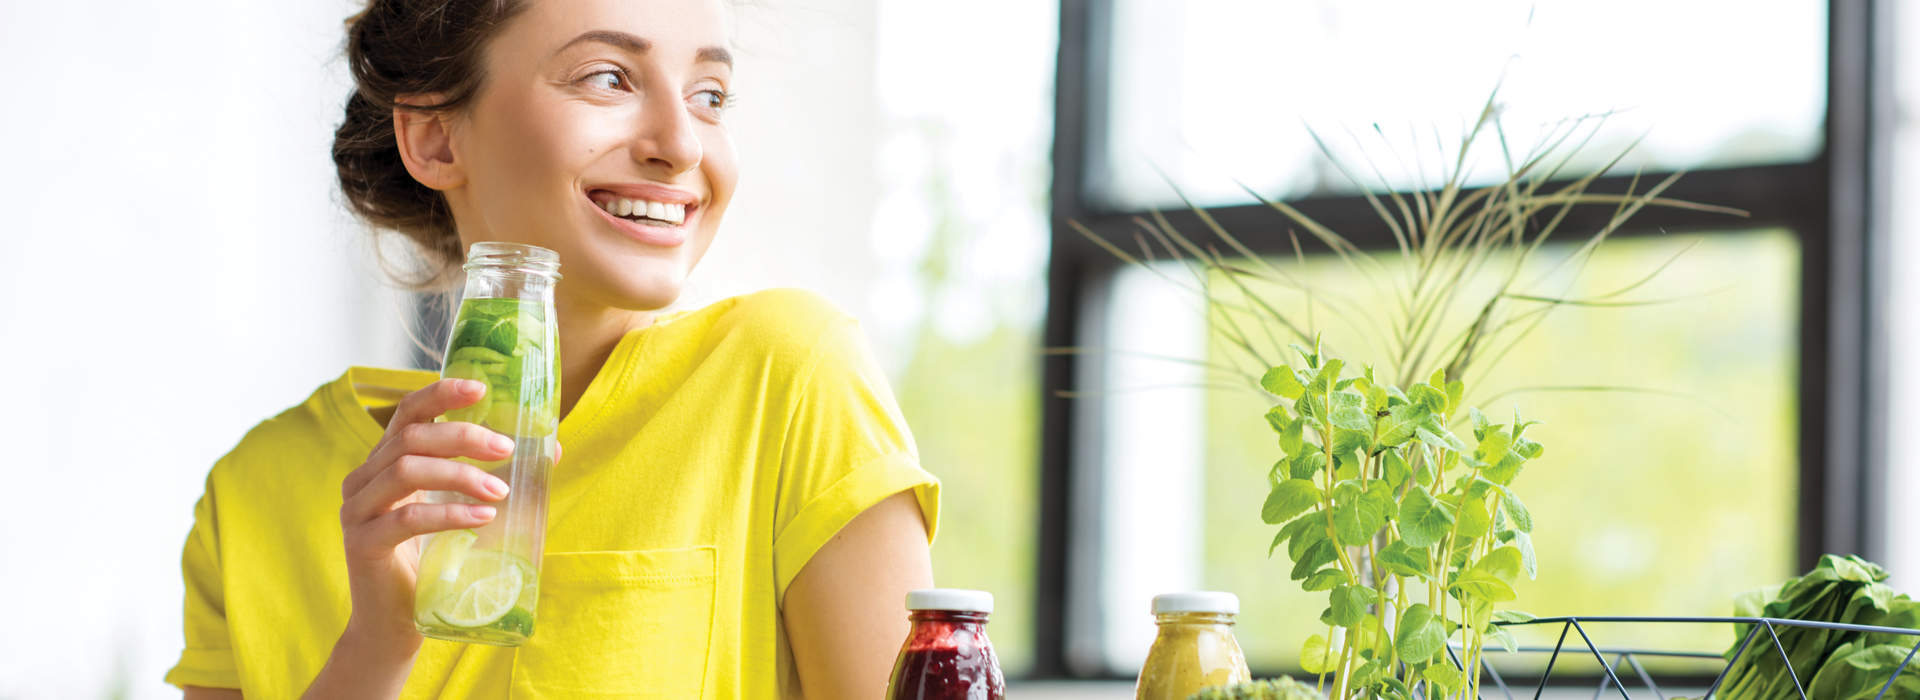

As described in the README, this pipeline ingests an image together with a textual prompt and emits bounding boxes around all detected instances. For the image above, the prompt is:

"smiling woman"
[169,0,939,699]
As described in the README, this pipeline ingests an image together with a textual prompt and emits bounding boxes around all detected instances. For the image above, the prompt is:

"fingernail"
[464,379,487,395]
[489,434,514,453]
[486,477,510,497]
[470,505,497,520]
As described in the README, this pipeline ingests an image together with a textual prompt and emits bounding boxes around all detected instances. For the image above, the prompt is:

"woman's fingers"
[345,421,513,500]
[389,378,487,429]
[344,456,508,524]
[369,420,514,470]
[347,502,496,559]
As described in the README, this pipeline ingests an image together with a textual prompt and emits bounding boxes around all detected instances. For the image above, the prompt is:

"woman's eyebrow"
[698,47,734,68]
[555,30,650,56]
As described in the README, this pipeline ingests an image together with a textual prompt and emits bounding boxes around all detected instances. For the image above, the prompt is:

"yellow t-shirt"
[165,289,940,698]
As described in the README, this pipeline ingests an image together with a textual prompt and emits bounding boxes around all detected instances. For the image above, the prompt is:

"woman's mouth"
[593,195,689,227]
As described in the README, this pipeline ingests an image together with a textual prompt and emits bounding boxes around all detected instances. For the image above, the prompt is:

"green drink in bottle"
[412,242,561,646]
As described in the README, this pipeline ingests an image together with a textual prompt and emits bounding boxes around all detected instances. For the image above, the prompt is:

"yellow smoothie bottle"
[1135,592,1252,700]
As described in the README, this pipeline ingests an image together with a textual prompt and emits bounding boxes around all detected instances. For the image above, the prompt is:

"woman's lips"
[587,188,698,247]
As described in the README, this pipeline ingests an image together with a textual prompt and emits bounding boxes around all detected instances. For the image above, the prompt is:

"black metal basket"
[1452,616,1920,700]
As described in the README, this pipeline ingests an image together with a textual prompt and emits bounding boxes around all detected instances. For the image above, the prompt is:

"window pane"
[1198,230,1800,670]
[1100,0,1828,210]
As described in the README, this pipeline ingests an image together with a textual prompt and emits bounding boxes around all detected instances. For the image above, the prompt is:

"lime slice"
[428,550,534,628]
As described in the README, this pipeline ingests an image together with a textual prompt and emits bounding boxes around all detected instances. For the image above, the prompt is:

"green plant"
[1257,337,1541,699]
[1700,555,1920,700]
[1189,677,1327,700]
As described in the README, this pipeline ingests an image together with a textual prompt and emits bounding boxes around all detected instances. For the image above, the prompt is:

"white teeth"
[599,194,688,224]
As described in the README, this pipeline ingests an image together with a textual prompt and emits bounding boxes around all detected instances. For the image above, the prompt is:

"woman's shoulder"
[674,288,868,363]
[208,369,395,487]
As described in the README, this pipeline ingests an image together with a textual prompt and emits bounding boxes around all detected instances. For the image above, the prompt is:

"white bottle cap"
[906,588,995,613]
[1151,591,1240,615]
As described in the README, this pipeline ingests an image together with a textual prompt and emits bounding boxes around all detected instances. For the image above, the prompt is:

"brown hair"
[334,0,529,287]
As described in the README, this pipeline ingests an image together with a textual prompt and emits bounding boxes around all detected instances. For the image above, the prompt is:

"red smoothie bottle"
[887,589,1007,700]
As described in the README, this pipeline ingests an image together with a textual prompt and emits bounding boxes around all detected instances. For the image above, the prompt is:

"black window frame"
[1032,0,1895,679]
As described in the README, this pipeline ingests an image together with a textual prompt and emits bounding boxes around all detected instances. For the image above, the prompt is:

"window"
[1035,0,1891,681]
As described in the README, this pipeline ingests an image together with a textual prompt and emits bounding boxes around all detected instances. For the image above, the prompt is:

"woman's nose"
[630,87,703,175]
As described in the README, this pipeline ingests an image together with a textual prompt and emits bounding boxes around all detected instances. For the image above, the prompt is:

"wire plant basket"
[1455,616,1920,700]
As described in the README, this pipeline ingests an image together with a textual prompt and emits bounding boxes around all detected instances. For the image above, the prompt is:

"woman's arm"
[784,490,934,700]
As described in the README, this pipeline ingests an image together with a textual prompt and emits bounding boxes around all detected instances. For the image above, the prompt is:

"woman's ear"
[393,97,465,191]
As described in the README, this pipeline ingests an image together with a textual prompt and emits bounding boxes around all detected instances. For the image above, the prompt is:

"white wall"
[0,0,408,697]
[0,0,894,696]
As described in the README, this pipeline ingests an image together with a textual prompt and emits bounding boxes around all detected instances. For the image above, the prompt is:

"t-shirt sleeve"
[165,476,241,689]
[770,316,940,606]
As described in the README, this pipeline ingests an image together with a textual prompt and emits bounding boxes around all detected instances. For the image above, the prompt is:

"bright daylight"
[3,0,1920,699]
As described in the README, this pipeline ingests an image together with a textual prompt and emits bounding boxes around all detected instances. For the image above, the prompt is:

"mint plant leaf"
[1329,583,1373,627]
[1374,403,1432,448]
[1300,634,1341,675]
[1262,479,1322,525]
[1399,487,1456,547]
[1486,624,1518,654]
[1260,365,1307,399]
[1287,515,1328,561]
[1487,481,1533,533]
[1302,568,1351,591]
[1409,384,1449,415]
[1451,569,1519,602]
[1469,406,1493,440]
[1269,516,1315,557]
[1382,449,1413,489]
[1377,540,1431,578]
[1263,405,1291,435]
[1308,358,1345,393]
[1396,603,1448,661]
[1290,451,1327,480]
[1291,539,1338,580]
[1492,611,1538,623]
[1457,498,1492,539]
[1473,545,1525,583]
[1275,415,1306,456]
[1475,428,1528,484]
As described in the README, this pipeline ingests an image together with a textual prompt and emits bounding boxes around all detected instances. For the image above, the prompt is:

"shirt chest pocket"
[510,547,717,699]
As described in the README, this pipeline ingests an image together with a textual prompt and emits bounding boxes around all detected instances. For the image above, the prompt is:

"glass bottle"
[411,242,562,647]
[888,589,1007,700]
[1135,592,1252,700]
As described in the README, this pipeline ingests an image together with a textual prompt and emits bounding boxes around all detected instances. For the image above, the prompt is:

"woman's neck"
[554,297,656,419]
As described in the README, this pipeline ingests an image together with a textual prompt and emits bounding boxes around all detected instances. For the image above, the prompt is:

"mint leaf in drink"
[1262,479,1321,525]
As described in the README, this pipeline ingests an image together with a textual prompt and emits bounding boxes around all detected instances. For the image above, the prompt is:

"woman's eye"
[694,90,728,110]
[586,71,624,91]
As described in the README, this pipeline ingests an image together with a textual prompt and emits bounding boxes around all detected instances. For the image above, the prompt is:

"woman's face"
[439,0,737,311]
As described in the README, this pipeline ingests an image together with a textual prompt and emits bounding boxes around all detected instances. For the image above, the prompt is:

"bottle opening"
[465,242,563,279]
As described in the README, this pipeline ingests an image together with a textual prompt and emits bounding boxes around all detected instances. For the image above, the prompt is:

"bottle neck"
[1154,611,1237,628]
[909,610,990,626]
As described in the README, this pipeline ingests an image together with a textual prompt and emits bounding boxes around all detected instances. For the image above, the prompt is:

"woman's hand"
[302,379,515,700]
